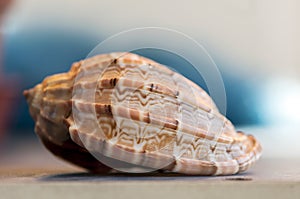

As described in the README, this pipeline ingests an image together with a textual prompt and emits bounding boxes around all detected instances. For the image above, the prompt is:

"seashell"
[24,52,262,175]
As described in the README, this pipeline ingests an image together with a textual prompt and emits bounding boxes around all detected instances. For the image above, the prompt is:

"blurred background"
[0,0,299,163]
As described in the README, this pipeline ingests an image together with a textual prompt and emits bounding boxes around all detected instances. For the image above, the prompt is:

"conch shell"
[24,52,262,175]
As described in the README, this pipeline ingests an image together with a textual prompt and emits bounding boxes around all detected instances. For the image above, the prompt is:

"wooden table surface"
[0,128,299,199]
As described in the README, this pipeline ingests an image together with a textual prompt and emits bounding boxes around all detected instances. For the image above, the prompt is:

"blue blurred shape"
[3,28,264,134]
[3,27,103,131]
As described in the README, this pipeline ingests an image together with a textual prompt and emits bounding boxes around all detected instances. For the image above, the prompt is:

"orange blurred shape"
[0,81,16,137]
[0,0,16,141]
[0,0,12,16]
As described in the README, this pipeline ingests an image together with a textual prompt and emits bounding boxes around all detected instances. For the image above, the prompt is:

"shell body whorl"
[24,52,262,175]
